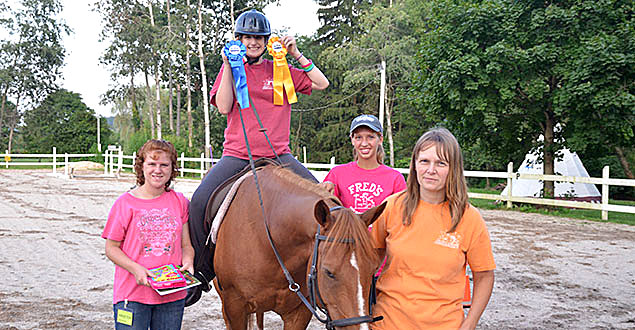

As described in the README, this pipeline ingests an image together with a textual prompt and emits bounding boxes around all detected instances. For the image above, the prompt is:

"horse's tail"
[247,312,264,330]
[257,312,264,329]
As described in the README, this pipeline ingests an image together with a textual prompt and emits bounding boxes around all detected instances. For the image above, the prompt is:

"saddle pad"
[208,171,253,244]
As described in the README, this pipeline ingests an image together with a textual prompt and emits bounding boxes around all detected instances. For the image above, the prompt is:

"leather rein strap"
[230,67,380,329]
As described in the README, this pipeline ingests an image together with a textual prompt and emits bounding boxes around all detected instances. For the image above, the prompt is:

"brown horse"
[212,165,386,329]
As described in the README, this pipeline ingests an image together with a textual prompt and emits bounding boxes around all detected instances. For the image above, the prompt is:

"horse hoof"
[184,286,202,307]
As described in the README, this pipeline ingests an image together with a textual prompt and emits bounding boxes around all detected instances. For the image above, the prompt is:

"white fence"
[2,148,634,220]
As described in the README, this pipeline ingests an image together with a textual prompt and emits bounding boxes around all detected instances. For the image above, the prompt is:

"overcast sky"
[53,0,320,117]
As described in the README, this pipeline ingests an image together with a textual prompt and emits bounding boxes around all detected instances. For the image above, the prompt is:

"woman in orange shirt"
[370,128,495,329]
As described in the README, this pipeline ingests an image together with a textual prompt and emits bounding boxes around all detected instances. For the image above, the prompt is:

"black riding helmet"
[235,9,271,64]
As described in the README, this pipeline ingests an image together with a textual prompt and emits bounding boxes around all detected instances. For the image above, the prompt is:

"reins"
[228,62,381,329]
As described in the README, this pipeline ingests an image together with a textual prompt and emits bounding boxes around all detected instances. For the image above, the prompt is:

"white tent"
[501,148,601,202]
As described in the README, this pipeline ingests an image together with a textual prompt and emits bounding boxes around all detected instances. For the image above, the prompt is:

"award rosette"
[267,36,297,105]
[223,40,249,109]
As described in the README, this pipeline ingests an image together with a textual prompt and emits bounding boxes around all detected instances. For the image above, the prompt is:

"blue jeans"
[113,299,185,330]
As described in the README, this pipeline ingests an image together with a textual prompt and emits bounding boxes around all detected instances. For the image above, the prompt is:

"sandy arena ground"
[0,169,633,329]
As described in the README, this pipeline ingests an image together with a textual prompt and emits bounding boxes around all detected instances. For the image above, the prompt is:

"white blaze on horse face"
[350,252,369,330]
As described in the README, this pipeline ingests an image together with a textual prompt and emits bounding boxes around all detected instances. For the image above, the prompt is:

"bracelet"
[301,59,312,69]
[295,53,304,61]
[303,61,315,72]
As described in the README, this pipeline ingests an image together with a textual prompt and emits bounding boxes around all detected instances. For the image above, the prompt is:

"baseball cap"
[350,114,382,135]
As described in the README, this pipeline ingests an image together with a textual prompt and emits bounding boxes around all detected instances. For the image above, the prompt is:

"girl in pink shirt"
[102,140,194,330]
[322,114,406,213]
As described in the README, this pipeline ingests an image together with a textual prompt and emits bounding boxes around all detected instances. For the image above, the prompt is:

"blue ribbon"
[223,40,249,109]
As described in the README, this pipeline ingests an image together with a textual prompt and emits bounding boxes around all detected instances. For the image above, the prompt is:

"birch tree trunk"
[148,1,162,139]
[198,0,210,159]
[144,69,156,138]
[186,0,193,148]
[176,83,181,137]
[130,70,141,130]
[167,0,174,133]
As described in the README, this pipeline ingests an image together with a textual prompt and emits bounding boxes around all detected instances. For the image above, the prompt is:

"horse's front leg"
[215,281,250,330]
[280,303,313,330]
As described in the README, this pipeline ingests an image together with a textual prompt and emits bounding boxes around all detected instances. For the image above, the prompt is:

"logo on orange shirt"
[434,230,461,249]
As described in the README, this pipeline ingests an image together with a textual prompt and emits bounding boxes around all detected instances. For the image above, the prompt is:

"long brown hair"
[134,139,179,191]
[400,128,468,232]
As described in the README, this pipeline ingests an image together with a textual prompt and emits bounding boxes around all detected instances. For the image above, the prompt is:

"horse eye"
[324,269,335,279]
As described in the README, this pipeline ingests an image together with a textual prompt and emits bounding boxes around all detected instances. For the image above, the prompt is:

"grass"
[468,188,635,226]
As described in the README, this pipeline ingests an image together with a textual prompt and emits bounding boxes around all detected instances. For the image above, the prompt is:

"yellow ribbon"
[267,37,297,105]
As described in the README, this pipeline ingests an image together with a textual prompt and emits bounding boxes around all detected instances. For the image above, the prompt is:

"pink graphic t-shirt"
[102,190,189,304]
[210,59,313,159]
[324,162,406,213]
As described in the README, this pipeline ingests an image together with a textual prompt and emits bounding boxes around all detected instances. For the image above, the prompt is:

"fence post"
[103,150,108,174]
[602,166,609,221]
[180,152,185,177]
[64,153,69,176]
[506,162,513,208]
[303,146,307,164]
[200,153,205,179]
[109,150,114,175]
[4,149,8,168]
[330,156,335,165]
[132,152,137,169]
[117,150,123,174]
[53,147,57,174]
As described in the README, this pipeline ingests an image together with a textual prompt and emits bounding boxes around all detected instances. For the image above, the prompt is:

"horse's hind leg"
[281,306,312,330]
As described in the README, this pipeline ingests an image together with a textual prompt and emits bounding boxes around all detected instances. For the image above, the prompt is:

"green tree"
[322,2,418,166]
[22,90,112,154]
[0,0,70,152]
[410,0,633,197]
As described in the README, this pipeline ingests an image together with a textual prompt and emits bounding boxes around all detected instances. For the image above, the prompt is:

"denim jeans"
[113,299,185,330]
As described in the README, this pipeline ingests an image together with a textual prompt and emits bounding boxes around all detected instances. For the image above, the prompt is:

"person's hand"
[318,181,335,194]
[180,260,194,275]
[132,264,153,287]
[221,48,229,65]
[281,35,301,59]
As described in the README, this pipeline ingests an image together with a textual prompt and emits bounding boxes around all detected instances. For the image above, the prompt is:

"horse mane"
[324,209,379,265]
[268,165,336,201]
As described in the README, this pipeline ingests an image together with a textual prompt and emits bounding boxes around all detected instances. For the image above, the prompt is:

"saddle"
[203,158,279,233]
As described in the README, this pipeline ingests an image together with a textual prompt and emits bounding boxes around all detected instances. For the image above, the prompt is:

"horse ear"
[313,199,331,229]
[360,201,387,227]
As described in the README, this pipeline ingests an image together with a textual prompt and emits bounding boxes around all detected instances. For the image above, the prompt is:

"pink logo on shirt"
[136,208,180,257]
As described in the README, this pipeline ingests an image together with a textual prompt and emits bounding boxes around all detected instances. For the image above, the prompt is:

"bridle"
[229,66,382,329]
[306,205,384,329]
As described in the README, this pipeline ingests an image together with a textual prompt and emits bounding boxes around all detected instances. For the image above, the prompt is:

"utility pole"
[379,60,386,126]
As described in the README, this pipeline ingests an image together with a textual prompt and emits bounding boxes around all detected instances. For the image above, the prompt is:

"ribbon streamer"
[267,37,297,106]
[223,40,250,109]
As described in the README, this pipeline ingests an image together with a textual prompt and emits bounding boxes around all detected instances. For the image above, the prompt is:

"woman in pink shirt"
[322,114,406,213]
[102,140,194,330]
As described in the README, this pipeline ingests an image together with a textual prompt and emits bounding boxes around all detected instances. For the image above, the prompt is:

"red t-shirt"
[210,59,313,159]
